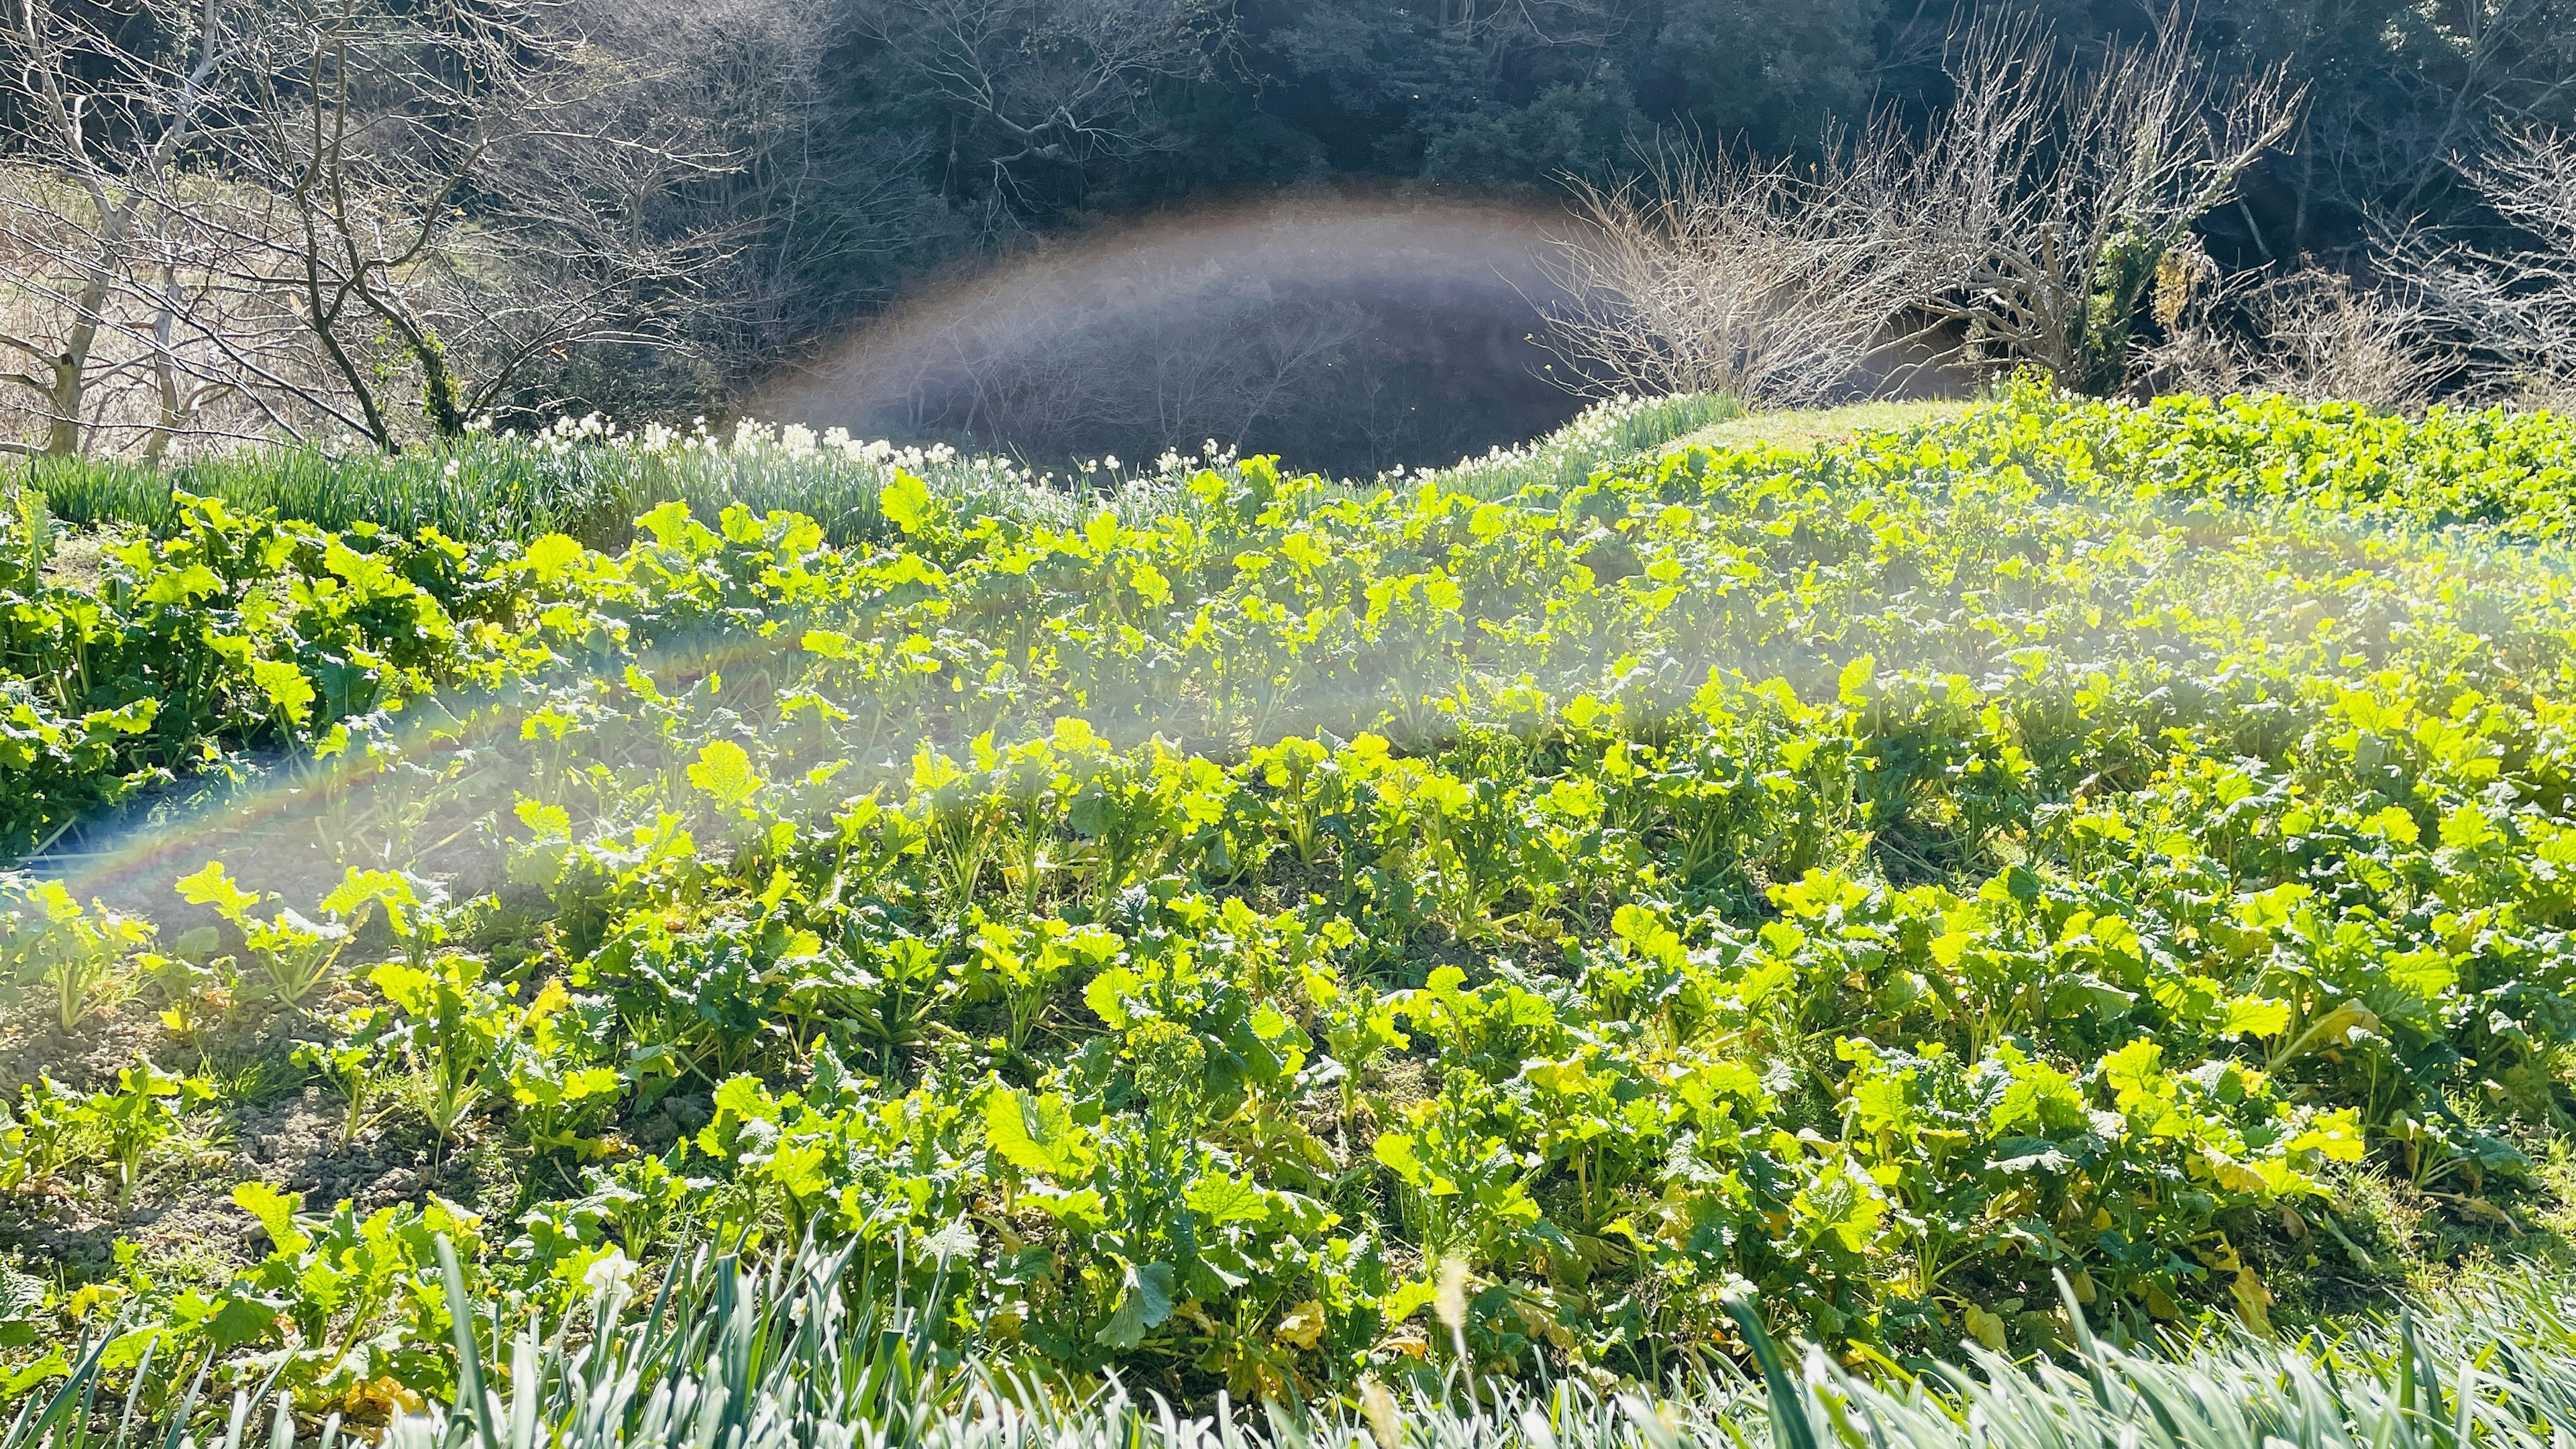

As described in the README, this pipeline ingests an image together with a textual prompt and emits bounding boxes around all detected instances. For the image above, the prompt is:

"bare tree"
[1893,12,2302,396]
[136,199,252,458]
[2150,248,2447,410]
[2383,0,2576,217]
[0,0,907,456]
[1430,0,1623,68]
[1538,136,1911,409]
[2394,128,2576,405]
[170,0,739,449]
[1539,14,2300,409]
[570,0,959,397]
[847,0,1230,211]
[0,0,226,454]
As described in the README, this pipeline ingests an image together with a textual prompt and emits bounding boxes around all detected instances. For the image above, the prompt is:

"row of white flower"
[1415,394,1663,486]
[347,395,1674,492]
[460,410,1261,487]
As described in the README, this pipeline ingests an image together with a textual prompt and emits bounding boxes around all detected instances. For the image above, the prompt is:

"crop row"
[0,383,2572,1416]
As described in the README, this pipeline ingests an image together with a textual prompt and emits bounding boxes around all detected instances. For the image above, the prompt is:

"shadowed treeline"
[753,195,1591,477]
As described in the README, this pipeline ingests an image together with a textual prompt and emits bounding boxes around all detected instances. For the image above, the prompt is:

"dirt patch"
[0,985,519,1295]
[38,528,112,594]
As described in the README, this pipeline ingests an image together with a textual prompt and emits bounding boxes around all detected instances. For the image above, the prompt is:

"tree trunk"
[42,264,116,455]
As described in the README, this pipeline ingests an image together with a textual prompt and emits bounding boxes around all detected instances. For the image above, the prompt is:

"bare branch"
[2387,127,2576,404]
[1537,134,1912,409]
[1888,9,2304,394]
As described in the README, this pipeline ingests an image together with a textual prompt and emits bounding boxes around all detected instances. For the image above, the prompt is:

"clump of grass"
[23,418,1062,547]
[30,440,630,541]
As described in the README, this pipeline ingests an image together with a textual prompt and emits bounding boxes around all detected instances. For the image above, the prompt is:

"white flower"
[583,1248,636,1295]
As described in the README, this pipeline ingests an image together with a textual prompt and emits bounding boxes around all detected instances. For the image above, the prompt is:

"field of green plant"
[3,382,2576,1433]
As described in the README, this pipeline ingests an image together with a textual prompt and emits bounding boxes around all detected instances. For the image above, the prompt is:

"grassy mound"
[0,382,2573,1424]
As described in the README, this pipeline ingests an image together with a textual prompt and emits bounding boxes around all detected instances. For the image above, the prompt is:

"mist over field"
[753,195,1587,476]
[17,0,2576,1441]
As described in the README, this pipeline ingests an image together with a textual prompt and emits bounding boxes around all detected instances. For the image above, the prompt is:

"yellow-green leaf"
[880,470,932,534]
[686,739,762,810]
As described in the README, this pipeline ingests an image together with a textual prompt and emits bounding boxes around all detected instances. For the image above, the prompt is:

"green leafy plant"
[0,1061,213,1213]
[13,386,2576,1399]
[174,861,356,1010]
[92,1061,213,1214]
[0,881,147,1033]
[296,1004,401,1146]
[371,953,525,1144]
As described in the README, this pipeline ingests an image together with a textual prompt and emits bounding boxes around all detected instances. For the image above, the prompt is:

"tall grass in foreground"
[17,1235,2571,1449]
[17,396,1741,549]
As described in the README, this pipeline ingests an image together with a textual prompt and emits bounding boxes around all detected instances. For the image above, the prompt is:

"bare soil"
[0,987,525,1290]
